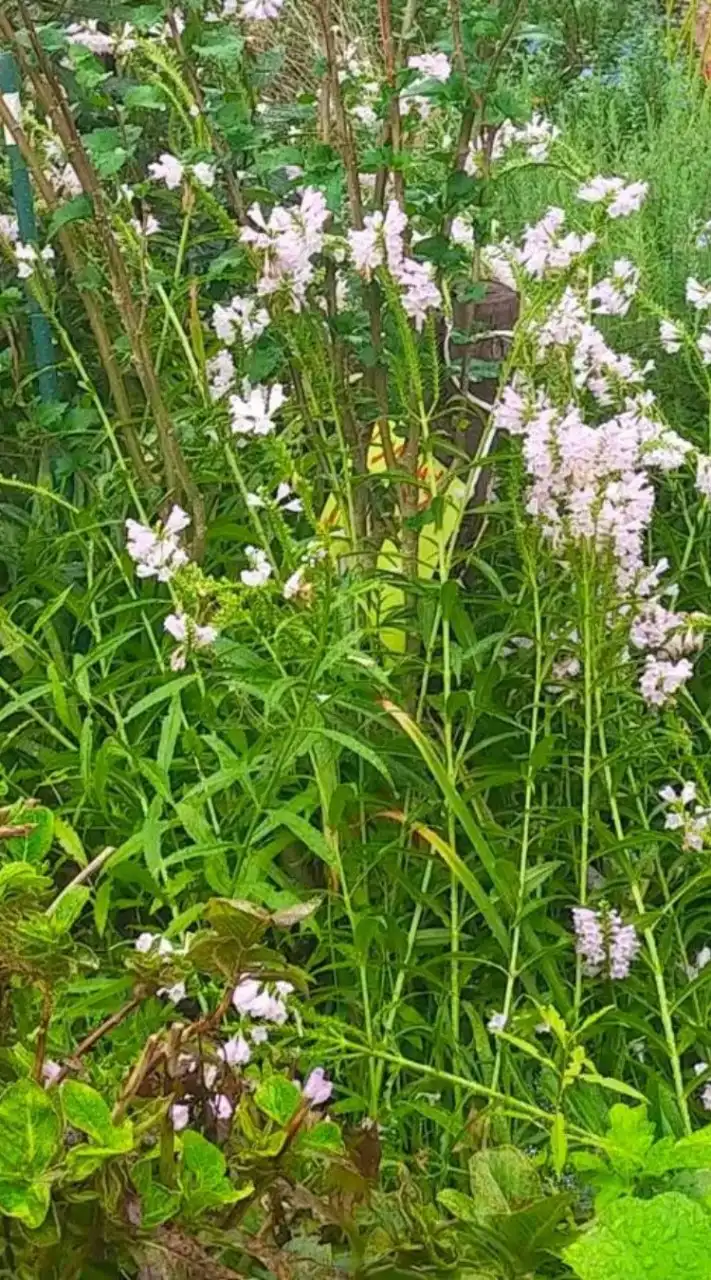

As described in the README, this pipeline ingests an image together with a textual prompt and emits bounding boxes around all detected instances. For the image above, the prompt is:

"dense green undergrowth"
[3,0,711,1276]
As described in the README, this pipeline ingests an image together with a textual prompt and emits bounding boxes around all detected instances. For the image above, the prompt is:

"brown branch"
[0,42,154,490]
[52,995,142,1087]
[8,8,205,543]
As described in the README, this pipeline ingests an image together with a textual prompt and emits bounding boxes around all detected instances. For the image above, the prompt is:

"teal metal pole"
[0,50,59,403]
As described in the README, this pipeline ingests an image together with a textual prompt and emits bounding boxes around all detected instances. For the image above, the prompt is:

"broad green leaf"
[7,808,54,861]
[469,1146,540,1214]
[438,1188,480,1223]
[48,885,90,933]
[0,1177,50,1228]
[0,1081,61,1178]
[254,1076,302,1127]
[295,1120,345,1156]
[564,1191,711,1279]
[62,1081,133,1151]
[604,1104,656,1178]
[65,1145,126,1180]
[53,817,86,867]
[48,195,93,237]
[181,1131,226,1188]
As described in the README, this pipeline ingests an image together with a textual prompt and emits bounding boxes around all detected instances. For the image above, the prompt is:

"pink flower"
[303,1068,333,1105]
[219,1034,251,1066]
[171,1103,190,1131]
[407,53,451,82]
[209,1093,234,1120]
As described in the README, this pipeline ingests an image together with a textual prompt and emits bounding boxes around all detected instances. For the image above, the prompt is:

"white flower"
[65,20,116,55]
[130,213,161,238]
[192,161,216,188]
[275,481,302,512]
[407,53,451,81]
[487,1012,507,1032]
[125,505,190,582]
[241,0,284,16]
[450,216,475,249]
[240,546,272,587]
[148,153,184,189]
[0,214,19,243]
[219,1034,251,1066]
[588,259,639,317]
[283,567,306,600]
[163,611,217,670]
[352,104,378,127]
[158,981,186,1004]
[303,1067,333,1105]
[232,977,261,1013]
[229,382,286,438]
[251,1025,269,1044]
[212,295,270,347]
[206,348,236,401]
[659,319,682,354]
[696,454,711,499]
[15,242,54,280]
[608,181,648,218]
[170,1103,190,1131]
[135,932,157,952]
[699,329,711,364]
[686,277,711,310]
[209,1093,234,1120]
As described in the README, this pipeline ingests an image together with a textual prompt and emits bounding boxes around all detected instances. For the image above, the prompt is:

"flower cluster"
[577,175,648,218]
[240,187,329,309]
[572,906,640,979]
[0,214,18,243]
[15,241,55,280]
[240,0,285,17]
[632,602,703,708]
[498,113,560,162]
[148,153,216,191]
[348,200,441,329]
[125,504,190,581]
[134,932,187,1004]
[212,294,270,346]
[232,974,293,1024]
[164,611,218,671]
[240,545,272,587]
[407,52,451,81]
[229,381,287,439]
[659,782,711,851]
[65,19,136,57]
[588,258,639,316]
[514,208,596,280]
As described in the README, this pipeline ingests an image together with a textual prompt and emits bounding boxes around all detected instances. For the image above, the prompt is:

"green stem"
[596,693,691,1134]
[574,559,594,1018]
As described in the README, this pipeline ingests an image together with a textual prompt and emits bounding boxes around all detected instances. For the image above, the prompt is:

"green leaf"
[468,1146,540,1214]
[0,1081,61,1178]
[48,195,93,238]
[438,1188,480,1223]
[551,1111,568,1176]
[61,1081,133,1151]
[65,1145,126,1181]
[7,808,54,861]
[49,885,90,933]
[124,676,197,723]
[123,84,167,110]
[254,1076,302,1126]
[53,817,86,867]
[604,1104,656,1178]
[295,1120,344,1155]
[181,1131,226,1188]
[0,1177,50,1228]
[262,810,336,868]
[564,1192,711,1279]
